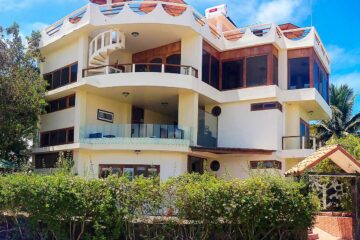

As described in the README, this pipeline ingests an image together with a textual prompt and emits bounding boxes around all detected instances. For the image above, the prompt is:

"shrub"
[0,173,318,240]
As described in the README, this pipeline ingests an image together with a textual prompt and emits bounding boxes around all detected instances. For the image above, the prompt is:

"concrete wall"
[85,92,132,125]
[75,149,188,180]
[40,108,75,132]
[217,100,283,150]
[205,154,281,179]
[42,40,79,73]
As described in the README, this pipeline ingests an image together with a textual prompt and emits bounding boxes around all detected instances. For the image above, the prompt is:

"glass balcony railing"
[197,109,218,148]
[79,124,192,146]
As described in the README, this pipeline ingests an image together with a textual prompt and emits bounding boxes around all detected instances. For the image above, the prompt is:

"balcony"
[79,124,192,148]
[280,136,321,159]
[82,63,198,78]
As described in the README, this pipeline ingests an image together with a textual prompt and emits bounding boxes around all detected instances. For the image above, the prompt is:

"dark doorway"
[188,156,205,174]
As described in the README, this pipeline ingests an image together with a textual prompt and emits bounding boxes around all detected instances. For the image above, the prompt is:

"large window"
[202,50,219,89]
[165,54,181,73]
[314,60,329,103]
[45,95,75,114]
[288,57,310,90]
[40,127,75,147]
[35,151,73,169]
[273,56,278,86]
[44,62,78,90]
[222,60,244,90]
[250,160,282,170]
[99,164,160,179]
[300,119,310,148]
[246,55,267,87]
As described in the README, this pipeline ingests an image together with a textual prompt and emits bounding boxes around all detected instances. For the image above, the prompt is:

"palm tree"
[315,84,360,141]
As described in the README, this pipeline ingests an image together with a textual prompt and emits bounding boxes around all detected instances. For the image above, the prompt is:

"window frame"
[43,62,78,91]
[250,160,282,170]
[250,101,283,112]
[98,164,160,179]
[40,127,75,147]
[45,94,76,114]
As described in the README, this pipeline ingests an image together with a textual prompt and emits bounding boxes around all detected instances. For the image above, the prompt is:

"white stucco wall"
[75,149,188,180]
[42,40,79,73]
[205,154,281,179]
[40,108,75,132]
[217,100,283,150]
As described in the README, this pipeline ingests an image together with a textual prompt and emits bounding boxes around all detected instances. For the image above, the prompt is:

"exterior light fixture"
[134,150,141,154]
[131,32,139,37]
[122,92,130,98]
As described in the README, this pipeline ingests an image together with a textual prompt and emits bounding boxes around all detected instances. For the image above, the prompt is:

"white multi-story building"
[33,0,332,180]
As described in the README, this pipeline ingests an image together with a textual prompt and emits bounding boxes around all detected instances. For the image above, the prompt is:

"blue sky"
[1,0,359,114]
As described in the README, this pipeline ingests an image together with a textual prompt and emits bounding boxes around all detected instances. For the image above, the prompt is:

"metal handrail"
[82,63,198,78]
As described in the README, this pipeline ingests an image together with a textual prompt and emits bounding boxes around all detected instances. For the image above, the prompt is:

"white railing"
[89,29,125,61]
[282,136,317,150]
[45,5,89,36]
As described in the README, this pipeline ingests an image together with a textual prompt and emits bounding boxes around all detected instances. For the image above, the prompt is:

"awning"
[285,144,360,176]
[0,159,17,170]
[191,146,275,155]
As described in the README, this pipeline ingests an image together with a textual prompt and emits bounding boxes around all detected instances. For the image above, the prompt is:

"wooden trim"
[45,94,76,114]
[43,62,78,90]
[219,44,278,90]
[203,40,220,59]
[132,41,181,63]
[191,146,275,155]
[40,127,75,147]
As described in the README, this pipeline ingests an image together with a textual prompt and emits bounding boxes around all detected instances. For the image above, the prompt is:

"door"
[188,156,205,174]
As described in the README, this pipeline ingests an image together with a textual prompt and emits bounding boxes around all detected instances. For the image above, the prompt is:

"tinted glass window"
[68,128,74,143]
[69,95,75,107]
[70,63,78,82]
[210,56,219,89]
[222,60,244,90]
[149,58,162,72]
[288,57,310,89]
[50,131,58,145]
[52,70,61,89]
[58,129,67,145]
[273,56,278,85]
[314,61,319,92]
[202,51,210,84]
[246,55,267,87]
[61,67,69,85]
[50,101,58,112]
[58,98,67,110]
[165,54,181,73]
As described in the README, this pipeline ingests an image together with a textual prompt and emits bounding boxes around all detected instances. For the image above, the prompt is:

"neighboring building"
[33,0,332,180]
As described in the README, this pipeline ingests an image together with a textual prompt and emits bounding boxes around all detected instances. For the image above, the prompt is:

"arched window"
[149,58,162,72]
[165,54,181,74]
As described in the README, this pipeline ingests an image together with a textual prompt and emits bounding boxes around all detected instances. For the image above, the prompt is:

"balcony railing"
[282,136,319,150]
[79,124,192,145]
[82,63,199,78]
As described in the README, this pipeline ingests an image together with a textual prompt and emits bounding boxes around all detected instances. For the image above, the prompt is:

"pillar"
[178,91,199,145]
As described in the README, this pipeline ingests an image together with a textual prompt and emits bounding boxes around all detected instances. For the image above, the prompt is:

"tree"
[315,84,360,142]
[0,23,47,164]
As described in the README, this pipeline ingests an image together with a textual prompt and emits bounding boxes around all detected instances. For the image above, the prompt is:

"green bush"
[0,173,318,240]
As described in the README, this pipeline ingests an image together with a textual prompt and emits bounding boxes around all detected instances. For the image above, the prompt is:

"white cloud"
[331,72,360,93]
[0,0,86,11]
[327,45,360,71]
[186,0,310,26]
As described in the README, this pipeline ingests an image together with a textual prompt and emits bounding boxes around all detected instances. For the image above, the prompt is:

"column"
[178,91,199,145]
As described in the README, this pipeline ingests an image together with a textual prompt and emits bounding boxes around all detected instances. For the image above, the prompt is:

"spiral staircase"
[88,29,125,74]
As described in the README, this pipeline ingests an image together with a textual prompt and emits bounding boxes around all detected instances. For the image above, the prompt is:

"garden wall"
[315,212,353,240]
